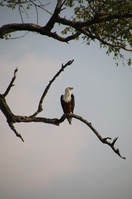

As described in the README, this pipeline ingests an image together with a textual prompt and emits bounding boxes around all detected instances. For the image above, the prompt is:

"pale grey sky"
[0,2,132,199]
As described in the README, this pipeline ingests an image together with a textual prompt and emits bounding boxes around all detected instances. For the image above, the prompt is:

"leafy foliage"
[63,0,132,65]
[0,0,32,10]
[0,0,132,65]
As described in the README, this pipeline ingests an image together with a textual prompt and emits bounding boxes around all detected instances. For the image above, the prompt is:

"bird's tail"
[67,117,72,125]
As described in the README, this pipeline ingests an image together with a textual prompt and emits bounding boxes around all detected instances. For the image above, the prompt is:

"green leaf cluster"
[63,0,132,65]
[0,0,32,10]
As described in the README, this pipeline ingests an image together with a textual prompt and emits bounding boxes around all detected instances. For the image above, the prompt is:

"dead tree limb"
[0,60,125,159]
[0,60,74,141]
[3,67,18,97]
[59,114,126,159]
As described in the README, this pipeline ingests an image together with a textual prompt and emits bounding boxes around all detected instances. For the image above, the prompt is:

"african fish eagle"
[60,87,75,124]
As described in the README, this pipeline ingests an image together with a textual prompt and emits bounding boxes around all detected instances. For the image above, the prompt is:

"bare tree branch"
[3,67,18,97]
[65,114,126,160]
[0,61,125,159]
[31,59,74,117]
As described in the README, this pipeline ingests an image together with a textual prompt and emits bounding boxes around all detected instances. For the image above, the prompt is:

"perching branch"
[0,60,74,141]
[59,114,126,159]
[0,60,125,159]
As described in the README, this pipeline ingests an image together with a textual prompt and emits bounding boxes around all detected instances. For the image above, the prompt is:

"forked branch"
[0,60,125,159]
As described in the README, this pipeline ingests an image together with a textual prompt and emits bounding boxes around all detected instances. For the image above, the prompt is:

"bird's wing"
[60,95,65,113]
[71,94,75,113]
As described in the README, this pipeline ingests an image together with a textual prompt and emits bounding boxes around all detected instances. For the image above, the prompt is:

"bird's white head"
[63,87,73,102]
[65,87,73,95]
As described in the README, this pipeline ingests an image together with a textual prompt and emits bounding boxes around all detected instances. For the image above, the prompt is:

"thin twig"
[35,5,39,24]
[30,0,52,15]
[8,122,24,142]
[19,4,24,23]
[9,32,29,40]
[3,67,18,97]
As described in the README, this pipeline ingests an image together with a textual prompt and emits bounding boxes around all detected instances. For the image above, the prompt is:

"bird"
[60,87,75,124]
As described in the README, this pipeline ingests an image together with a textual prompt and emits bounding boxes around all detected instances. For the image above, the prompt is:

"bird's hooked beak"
[69,87,73,90]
